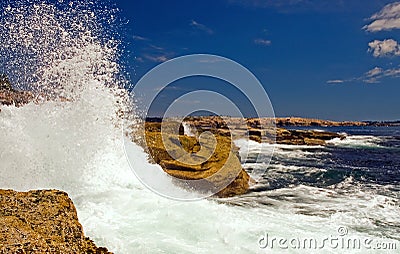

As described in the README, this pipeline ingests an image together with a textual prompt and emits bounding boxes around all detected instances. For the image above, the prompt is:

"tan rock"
[303,138,326,146]
[274,117,367,127]
[143,122,250,197]
[0,189,111,253]
[0,90,34,107]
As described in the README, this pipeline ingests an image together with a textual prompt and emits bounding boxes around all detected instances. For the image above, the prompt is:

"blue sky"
[115,0,400,121]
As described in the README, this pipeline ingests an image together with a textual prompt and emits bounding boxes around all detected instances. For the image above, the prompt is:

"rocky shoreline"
[140,116,345,198]
[0,83,384,251]
[273,117,366,127]
[181,116,345,145]
[0,190,111,253]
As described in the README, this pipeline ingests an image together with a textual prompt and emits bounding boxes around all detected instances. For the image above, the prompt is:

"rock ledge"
[0,189,111,253]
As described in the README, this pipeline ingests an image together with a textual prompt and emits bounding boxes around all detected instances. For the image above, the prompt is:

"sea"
[0,1,399,253]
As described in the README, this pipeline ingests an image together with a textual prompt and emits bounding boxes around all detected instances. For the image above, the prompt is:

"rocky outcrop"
[0,74,13,91]
[273,117,367,127]
[141,117,344,198]
[246,118,346,145]
[0,75,35,107]
[0,189,111,253]
[0,89,34,107]
[275,128,345,146]
[184,116,366,128]
[144,122,251,197]
[364,120,400,127]
[0,75,71,108]
[182,116,346,146]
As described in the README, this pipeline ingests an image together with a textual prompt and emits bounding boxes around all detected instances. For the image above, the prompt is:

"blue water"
[286,126,400,185]
[225,126,400,243]
[242,126,400,193]
[288,125,400,137]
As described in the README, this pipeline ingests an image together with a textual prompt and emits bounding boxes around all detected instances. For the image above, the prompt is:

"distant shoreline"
[145,116,400,127]
[1,85,398,127]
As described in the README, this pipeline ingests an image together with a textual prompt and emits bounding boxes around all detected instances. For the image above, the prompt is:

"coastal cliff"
[0,190,111,253]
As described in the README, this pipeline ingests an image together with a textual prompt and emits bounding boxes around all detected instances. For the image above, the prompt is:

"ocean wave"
[327,135,383,148]
[223,182,400,241]
[235,138,328,163]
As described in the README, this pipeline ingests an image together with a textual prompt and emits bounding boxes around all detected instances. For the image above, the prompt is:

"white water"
[3,99,397,253]
[183,122,196,137]
[327,135,383,148]
[0,1,399,253]
[3,98,388,253]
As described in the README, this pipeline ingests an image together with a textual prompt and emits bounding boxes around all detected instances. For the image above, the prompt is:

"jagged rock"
[0,75,71,109]
[0,190,112,253]
[0,75,35,108]
[0,90,34,107]
[144,122,250,197]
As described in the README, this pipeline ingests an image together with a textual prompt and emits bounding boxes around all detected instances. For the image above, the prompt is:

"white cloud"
[149,44,164,51]
[364,2,400,32]
[140,43,174,63]
[363,67,384,84]
[363,77,380,84]
[152,85,187,92]
[326,66,400,84]
[326,80,344,84]
[143,54,169,63]
[384,67,400,77]
[366,67,384,77]
[368,39,400,57]
[133,35,149,41]
[254,38,272,46]
[190,20,214,35]
[135,57,144,63]
[362,66,400,83]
